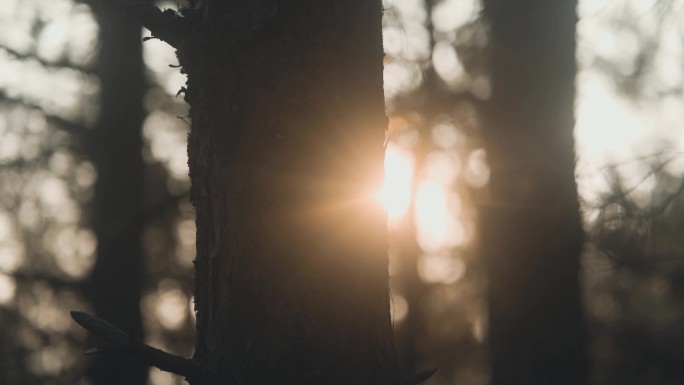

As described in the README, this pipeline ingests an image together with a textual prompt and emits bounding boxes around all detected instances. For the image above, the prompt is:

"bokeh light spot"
[415,180,448,252]
[391,293,409,323]
[418,253,466,284]
[0,273,17,304]
[154,282,188,331]
[465,148,489,188]
[52,226,96,279]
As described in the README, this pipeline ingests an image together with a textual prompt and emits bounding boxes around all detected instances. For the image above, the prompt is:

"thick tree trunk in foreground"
[70,2,406,384]
[481,1,588,385]
[85,1,147,384]
[179,1,399,384]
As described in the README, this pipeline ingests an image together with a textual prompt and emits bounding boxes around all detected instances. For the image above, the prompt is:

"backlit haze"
[0,0,682,384]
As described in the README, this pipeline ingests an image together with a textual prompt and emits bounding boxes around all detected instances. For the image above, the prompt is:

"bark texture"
[85,1,147,384]
[178,1,400,384]
[481,1,588,385]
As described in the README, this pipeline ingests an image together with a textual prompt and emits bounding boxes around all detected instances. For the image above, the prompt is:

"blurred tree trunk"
[176,1,400,384]
[480,1,588,385]
[85,1,147,384]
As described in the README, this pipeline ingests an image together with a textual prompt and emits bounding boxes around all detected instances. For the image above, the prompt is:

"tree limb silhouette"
[118,1,188,48]
[70,311,200,379]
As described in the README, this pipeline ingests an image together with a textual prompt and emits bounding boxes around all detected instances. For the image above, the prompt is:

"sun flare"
[377,143,414,221]
[377,141,466,253]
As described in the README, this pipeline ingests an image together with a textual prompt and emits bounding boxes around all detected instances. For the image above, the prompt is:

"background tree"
[83,0,147,384]
[0,1,189,383]
[73,1,408,384]
[480,1,588,384]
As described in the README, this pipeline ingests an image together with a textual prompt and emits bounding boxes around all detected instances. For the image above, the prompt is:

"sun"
[377,143,414,221]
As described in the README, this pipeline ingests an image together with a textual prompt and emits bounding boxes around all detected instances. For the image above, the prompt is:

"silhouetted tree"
[0,1,149,383]
[71,2,420,385]
[480,1,588,384]
[83,1,147,384]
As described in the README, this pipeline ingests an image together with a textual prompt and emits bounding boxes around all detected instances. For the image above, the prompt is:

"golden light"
[378,143,466,252]
[155,288,188,330]
[153,280,188,331]
[377,143,414,221]
[415,180,449,251]
[0,273,16,305]
[417,253,466,284]
[415,179,465,252]
[390,293,409,323]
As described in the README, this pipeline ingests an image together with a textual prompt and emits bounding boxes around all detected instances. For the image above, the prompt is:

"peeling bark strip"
[72,1,403,384]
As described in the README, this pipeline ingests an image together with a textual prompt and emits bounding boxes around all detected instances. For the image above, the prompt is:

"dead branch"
[70,311,200,379]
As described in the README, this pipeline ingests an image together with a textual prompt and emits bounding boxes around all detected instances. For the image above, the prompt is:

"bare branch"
[70,311,200,379]
[11,270,82,290]
[0,45,93,73]
[578,150,684,178]
[647,178,684,217]
[0,91,88,135]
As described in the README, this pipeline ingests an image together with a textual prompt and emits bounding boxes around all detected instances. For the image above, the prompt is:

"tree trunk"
[480,1,588,385]
[85,1,147,384]
[178,1,400,384]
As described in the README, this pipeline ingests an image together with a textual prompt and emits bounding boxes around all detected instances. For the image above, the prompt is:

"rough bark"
[480,1,588,385]
[178,1,400,384]
[85,1,147,384]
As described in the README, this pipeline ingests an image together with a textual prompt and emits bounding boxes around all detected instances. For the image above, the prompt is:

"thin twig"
[0,45,93,73]
[0,91,89,135]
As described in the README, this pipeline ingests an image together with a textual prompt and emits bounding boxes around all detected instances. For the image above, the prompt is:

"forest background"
[1,0,684,384]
